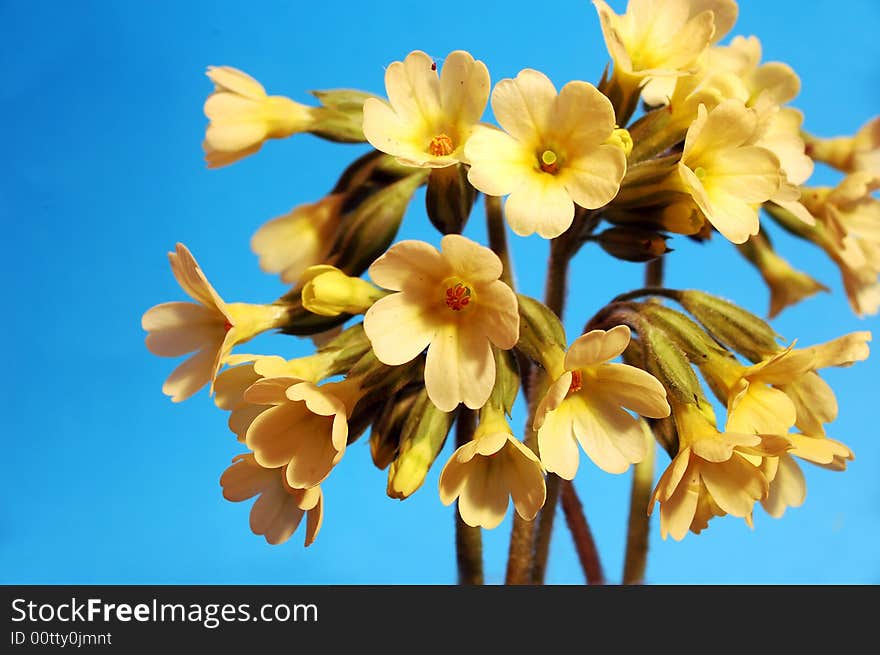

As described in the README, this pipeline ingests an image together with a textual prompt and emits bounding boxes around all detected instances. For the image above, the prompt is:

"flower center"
[429,134,454,157]
[224,320,234,332]
[567,370,583,396]
[540,149,559,174]
[443,279,474,312]
[694,166,707,180]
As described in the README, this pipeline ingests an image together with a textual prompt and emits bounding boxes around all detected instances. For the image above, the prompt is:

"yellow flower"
[760,433,854,518]
[244,376,362,489]
[707,36,800,108]
[534,326,670,478]
[594,0,738,105]
[802,174,880,315]
[363,235,518,412]
[213,353,328,441]
[465,69,626,238]
[362,50,490,168]
[251,194,346,285]
[806,116,880,176]
[220,454,323,546]
[439,408,546,529]
[649,401,789,540]
[300,265,386,317]
[202,66,318,168]
[142,243,287,402]
[677,100,782,243]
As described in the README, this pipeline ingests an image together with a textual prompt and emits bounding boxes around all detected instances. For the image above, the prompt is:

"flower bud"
[514,294,567,375]
[636,302,728,361]
[595,226,671,262]
[305,88,380,144]
[737,233,829,318]
[638,318,706,406]
[678,290,782,361]
[386,390,456,499]
[804,116,880,175]
[369,390,420,470]
[425,164,477,235]
[301,265,386,317]
[331,171,428,276]
[605,127,633,157]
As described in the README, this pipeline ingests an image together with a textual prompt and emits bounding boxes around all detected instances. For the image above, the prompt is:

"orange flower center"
[540,149,559,174]
[429,134,454,157]
[567,370,583,395]
[444,282,473,311]
[224,320,234,332]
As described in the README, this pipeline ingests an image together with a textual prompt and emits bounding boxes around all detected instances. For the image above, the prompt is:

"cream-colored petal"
[564,325,631,369]
[458,460,510,529]
[220,454,275,502]
[655,449,693,503]
[243,377,300,406]
[551,81,616,150]
[591,363,670,418]
[204,142,262,168]
[807,331,872,369]
[692,0,739,42]
[471,432,509,457]
[752,62,800,106]
[660,466,700,541]
[503,438,547,521]
[168,243,227,312]
[362,97,423,161]
[205,118,268,153]
[439,50,490,127]
[710,146,781,203]
[252,483,306,545]
[700,455,766,517]
[726,383,797,434]
[246,403,309,468]
[206,66,267,99]
[571,395,645,474]
[368,239,449,292]
[703,186,761,244]
[504,173,575,239]
[162,344,220,402]
[304,491,323,546]
[560,144,626,210]
[214,363,260,410]
[286,382,345,417]
[761,454,805,518]
[363,292,436,366]
[441,233,503,283]
[229,405,269,442]
[470,280,519,349]
[439,448,473,505]
[491,69,556,145]
[424,323,494,411]
[465,126,533,196]
[283,414,342,489]
[143,302,224,357]
[537,404,580,480]
[683,101,756,163]
[690,436,735,463]
[781,373,838,435]
[533,373,573,432]
[384,50,441,127]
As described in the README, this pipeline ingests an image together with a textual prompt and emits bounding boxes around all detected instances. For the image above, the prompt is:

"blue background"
[2,0,878,584]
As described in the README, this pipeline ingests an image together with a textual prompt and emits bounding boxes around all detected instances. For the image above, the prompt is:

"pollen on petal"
[540,149,559,174]
[429,134,455,156]
[445,283,473,311]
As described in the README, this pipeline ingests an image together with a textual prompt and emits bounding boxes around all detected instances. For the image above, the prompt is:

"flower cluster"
[143,0,875,581]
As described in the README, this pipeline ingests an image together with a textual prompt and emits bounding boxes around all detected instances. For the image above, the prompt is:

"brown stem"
[454,408,483,585]
[560,480,605,584]
[485,195,514,288]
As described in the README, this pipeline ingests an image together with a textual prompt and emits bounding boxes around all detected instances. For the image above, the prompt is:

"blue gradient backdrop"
[2,0,878,584]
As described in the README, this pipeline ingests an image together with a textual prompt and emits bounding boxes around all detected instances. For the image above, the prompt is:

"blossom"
[760,433,854,518]
[363,235,518,412]
[300,265,386,317]
[465,69,626,238]
[594,0,738,95]
[707,36,800,108]
[439,410,546,529]
[362,50,490,168]
[806,116,880,175]
[244,376,362,489]
[220,454,323,546]
[202,66,318,168]
[677,100,782,243]
[649,401,789,540]
[142,243,287,402]
[251,194,346,285]
[534,326,670,478]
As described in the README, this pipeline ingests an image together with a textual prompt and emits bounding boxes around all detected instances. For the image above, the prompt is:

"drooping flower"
[465,69,626,238]
[439,407,546,529]
[363,235,519,412]
[142,243,287,402]
[759,433,854,518]
[362,50,490,168]
[534,325,670,478]
[203,66,318,168]
[806,116,880,176]
[251,194,346,285]
[677,100,782,243]
[244,375,363,489]
[220,454,323,546]
[649,401,790,540]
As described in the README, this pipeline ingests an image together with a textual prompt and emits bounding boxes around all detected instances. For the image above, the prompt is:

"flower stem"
[620,257,666,585]
[485,195,514,288]
[454,408,483,585]
[560,480,605,584]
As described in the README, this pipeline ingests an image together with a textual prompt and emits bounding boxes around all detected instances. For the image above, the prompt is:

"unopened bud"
[678,290,782,361]
[387,390,455,499]
[307,89,380,144]
[636,302,728,362]
[595,226,671,262]
[301,265,386,317]
[737,234,829,318]
[606,127,633,157]
[425,163,477,235]
[639,319,705,406]
[804,116,880,175]
[660,199,705,235]
[332,172,428,276]
[514,294,567,375]
[370,390,420,470]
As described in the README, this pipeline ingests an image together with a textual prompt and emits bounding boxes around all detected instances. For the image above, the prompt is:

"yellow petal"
[533,373,573,432]
[564,325,631,369]
[551,81,616,150]
[570,395,645,474]
[143,302,224,357]
[504,172,574,238]
[363,292,437,366]
[458,460,510,529]
[441,233,502,283]
[591,362,670,418]
[465,126,533,196]
[503,437,547,521]
[469,280,519,350]
[560,144,626,210]
[424,323,494,411]
[168,243,227,313]
[439,50,490,128]
[220,454,276,502]
[491,69,556,145]
[162,345,220,402]
[384,50,441,127]
[700,455,767,517]
[761,454,805,518]
[537,404,580,480]
[368,239,449,293]
[206,66,267,99]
